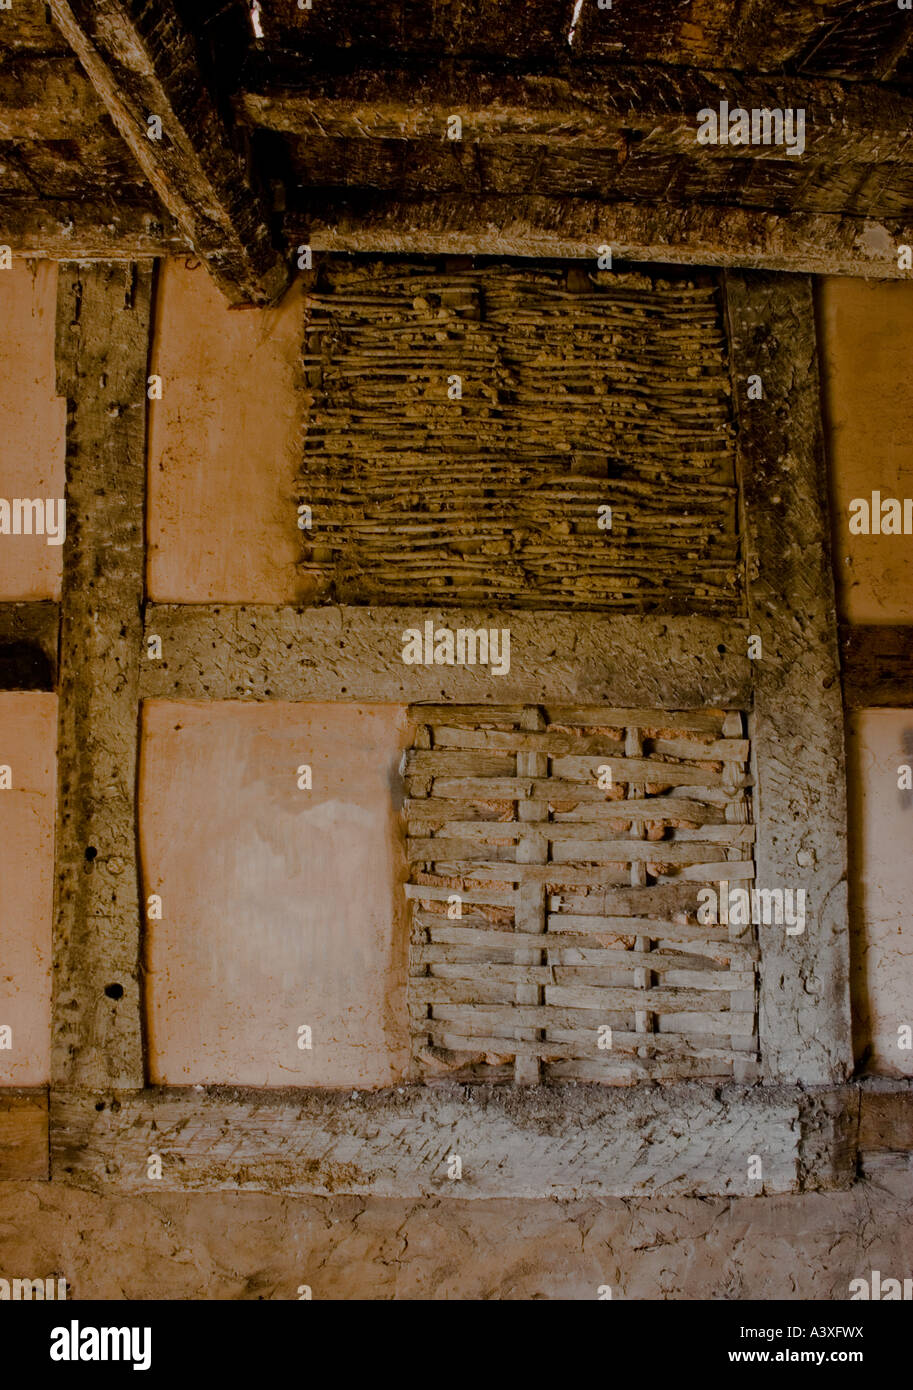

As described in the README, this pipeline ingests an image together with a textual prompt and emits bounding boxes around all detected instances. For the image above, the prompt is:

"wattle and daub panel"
[405,705,757,1084]
[299,260,739,612]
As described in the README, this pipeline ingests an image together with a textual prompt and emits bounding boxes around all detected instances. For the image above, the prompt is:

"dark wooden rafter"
[45,0,289,305]
[240,61,913,163]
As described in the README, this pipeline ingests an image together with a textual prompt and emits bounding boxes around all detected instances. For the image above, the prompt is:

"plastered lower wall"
[140,700,412,1087]
[0,692,56,1085]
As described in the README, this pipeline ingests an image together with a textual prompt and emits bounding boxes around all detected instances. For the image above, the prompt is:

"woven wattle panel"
[404,704,757,1085]
[299,260,741,613]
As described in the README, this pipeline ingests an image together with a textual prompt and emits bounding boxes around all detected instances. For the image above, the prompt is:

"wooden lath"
[405,703,758,1085]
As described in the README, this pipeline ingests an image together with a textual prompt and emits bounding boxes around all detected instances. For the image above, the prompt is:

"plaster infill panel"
[0,261,66,600]
[847,709,913,1077]
[0,692,57,1085]
[818,277,913,625]
[140,700,412,1087]
[146,261,309,604]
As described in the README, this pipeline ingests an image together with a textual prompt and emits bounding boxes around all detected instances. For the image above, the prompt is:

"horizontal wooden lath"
[406,703,756,1085]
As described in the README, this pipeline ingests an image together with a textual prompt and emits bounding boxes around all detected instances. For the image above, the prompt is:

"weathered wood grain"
[724,272,852,1086]
[0,1090,48,1181]
[50,1083,810,1197]
[244,63,913,167]
[858,1081,913,1154]
[140,606,751,706]
[0,201,189,258]
[289,196,913,279]
[52,263,151,1092]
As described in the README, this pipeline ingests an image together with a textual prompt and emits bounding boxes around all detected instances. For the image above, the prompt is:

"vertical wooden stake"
[625,726,654,1056]
[514,706,548,1083]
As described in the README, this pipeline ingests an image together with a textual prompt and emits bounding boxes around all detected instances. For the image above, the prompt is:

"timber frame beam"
[289,198,913,281]
[240,60,913,160]
[45,0,289,305]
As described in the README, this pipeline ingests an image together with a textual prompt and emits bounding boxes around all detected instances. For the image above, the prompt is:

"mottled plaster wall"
[0,692,56,1085]
[140,700,412,1087]
[1,1177,910,1300]
[146,260,307,604]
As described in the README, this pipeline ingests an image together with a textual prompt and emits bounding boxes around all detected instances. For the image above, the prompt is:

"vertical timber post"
[724,271,852,1087]
[51,262,153,1097]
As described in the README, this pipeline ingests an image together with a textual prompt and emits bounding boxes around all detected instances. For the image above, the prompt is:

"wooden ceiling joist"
[241,61,913,165]
[0,200,189,259]
[289,194,913,279]
[45,0,289,305]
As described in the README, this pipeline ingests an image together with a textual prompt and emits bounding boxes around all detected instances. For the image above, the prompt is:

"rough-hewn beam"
[0,602,57,690]
[47,0,289,305]
[52,263,151,1093]
[0,1090,48,1181]
[51,1082,853,1197]
[0,54,106,139]
[288,197,913,280]
[859,1080,913,1155]
[724,272,852,1087]
[840,625,913,709]
[0,201,189,258]
[139,606,751,708]
[242,62,913,164]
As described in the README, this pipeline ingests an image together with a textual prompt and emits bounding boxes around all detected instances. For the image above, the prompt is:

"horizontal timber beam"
[859,1080,913,1173]
[0,201,190,258]
[242,62,913,165]
[47,0,289,305]
[0,1089,48,1181]
[140,606,751,707]
[289,196,913,280]
[840,625,913,709]
[0,602,58,690]
[50,1082,856,1197]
